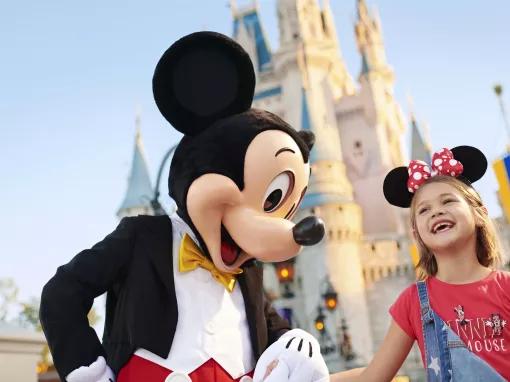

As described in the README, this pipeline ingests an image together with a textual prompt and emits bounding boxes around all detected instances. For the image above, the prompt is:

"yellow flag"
[409,242,420,268]
[493,153,510,223]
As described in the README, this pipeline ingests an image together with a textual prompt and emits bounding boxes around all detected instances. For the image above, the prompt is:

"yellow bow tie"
[179,234,242,292]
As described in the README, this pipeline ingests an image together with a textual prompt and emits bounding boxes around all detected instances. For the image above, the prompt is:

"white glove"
[66,355,115,382]
[253,329,330,382]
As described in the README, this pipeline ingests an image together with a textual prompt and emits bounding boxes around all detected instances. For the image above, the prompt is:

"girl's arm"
[330,320,414,382]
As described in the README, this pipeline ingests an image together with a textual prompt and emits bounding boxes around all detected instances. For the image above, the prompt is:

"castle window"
[354,140,363,157]
[371,243,376,252]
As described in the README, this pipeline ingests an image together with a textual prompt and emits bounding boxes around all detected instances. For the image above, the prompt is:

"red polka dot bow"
[407,148,464,193]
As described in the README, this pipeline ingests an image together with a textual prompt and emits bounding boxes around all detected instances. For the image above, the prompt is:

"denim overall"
[417,281,506,381]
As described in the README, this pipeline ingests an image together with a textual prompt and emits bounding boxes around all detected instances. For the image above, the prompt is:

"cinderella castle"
[117,0,431,379]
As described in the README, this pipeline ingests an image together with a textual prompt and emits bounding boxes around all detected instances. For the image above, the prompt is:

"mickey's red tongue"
[221,241,239,266]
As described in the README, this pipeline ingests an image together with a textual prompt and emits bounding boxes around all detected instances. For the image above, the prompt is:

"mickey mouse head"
[153,32,325,272]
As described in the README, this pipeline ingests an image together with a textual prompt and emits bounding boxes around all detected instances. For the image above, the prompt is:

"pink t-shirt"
[389,270,510,380]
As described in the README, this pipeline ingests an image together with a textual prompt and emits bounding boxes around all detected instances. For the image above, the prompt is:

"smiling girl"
[331,146,510,382]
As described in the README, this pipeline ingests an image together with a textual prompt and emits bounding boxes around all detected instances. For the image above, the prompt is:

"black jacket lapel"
[238,261,266,358]
[146,215,175,296]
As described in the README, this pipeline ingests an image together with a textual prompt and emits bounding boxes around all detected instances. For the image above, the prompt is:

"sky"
[1,0,510,306]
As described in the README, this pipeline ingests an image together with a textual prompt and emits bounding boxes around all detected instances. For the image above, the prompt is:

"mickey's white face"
[186,130,311,273]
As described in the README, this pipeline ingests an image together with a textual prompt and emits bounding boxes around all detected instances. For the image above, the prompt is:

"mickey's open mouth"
[221,225,242,266]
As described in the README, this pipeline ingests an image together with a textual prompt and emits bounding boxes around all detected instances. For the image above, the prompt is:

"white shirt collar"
[170,212,200,247]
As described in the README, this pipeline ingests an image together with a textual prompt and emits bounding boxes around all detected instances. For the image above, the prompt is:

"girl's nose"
[431,209,445,219]
[292,216,325,245]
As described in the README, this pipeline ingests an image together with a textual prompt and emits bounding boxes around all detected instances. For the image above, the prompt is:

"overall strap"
[417,280,434,323]
[417,281,444,381]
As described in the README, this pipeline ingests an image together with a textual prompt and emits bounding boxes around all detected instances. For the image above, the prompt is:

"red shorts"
[117,355,254,382]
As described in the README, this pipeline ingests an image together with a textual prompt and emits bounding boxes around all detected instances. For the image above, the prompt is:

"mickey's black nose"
[292,216,325,246]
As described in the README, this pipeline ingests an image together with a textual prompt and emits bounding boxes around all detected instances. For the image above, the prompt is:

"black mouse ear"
[297,130,315,151]
[153,31,256,136]
[383,166,414,208]
[451,145,487,184]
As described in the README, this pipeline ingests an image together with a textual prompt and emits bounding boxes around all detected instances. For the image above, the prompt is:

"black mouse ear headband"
[383,146,488,208]
[152,31,256,136]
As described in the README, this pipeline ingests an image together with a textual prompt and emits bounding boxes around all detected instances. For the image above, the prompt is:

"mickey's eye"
[263,171,295,212]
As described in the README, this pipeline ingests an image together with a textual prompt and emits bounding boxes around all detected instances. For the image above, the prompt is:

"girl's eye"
[418,207,429,215]
[263,171,295,212]
[443,199,455,204]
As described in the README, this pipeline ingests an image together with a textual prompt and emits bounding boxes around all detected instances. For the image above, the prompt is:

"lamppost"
[322,280,338,312]
[275,258,296,298]
[312,278,339,356]
[150,143,179,216]
[313,277,357,362]
[338,318,356,361]
[314,306,336,355]
[493,84,510,149]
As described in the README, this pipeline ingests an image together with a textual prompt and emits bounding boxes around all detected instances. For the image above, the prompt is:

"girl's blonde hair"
[410,176,502,279]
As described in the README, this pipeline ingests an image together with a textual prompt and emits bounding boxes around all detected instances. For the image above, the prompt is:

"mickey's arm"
[40,217,136,381]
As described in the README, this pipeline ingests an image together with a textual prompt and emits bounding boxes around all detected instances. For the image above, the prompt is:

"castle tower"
[336,0,407,237]
[355,0,390,82]
[233,0,374,368]
[117,114,155,219]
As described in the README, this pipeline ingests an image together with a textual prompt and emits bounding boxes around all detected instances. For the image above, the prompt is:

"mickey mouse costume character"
[40,32,330,382]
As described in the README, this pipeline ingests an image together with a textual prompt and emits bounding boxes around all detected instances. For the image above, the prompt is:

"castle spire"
[117,112,154,219]
[357,0,369,17]
[410,114,432,164]
[320,0,340,47]
[355,0,390,80]
[232,0,272,73]
[407,96,432,163]
[277,0,331,47]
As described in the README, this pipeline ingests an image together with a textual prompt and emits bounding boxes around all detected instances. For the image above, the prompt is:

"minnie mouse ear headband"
[383,146,488,208]
[152,31,255,136]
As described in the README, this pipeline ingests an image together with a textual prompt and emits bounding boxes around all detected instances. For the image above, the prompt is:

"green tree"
[0,278,19,322]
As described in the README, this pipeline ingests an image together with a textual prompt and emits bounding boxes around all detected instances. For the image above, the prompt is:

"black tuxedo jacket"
[40,215,290,380]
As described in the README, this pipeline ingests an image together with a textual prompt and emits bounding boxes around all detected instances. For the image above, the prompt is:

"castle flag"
[493,153,510,223]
